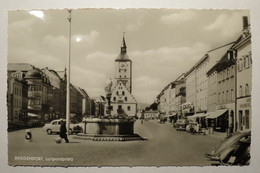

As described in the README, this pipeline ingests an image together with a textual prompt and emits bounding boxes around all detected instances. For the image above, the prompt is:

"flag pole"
[66,9,72,135]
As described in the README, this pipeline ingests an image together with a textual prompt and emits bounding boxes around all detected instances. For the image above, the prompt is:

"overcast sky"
[8,9,249,104]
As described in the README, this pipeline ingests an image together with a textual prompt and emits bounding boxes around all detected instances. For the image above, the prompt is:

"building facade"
[106,36,137,117]
[234,23,252,132]
[24,68,51,121]
[7,75,28,123]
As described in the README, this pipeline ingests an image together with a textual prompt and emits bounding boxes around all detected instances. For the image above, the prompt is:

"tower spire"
[121,32,127,54]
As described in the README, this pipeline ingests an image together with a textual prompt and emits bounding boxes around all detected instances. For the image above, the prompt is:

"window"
[116,91,118,95]
[244,55,250,68]
[245,110,250,129]
[231,89,234,101]
[245,84,249,96]
[226,90,229,102]
[249,51,252,64]
[239,110,243,130]
[227,68,229,78]
[238,58,244,71]
[125,97,127,101]
[127,106,131,111]
[240,85,243,97]
[230,66,234,77]
[113,97,116,101]
[111,106,113,110]
[122,91,125,95]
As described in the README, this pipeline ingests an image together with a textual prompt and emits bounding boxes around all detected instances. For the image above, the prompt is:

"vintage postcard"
[6,8,253,167]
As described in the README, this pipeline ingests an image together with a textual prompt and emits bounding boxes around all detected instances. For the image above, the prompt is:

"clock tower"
[106,35,137,117]
[115,35,132,93]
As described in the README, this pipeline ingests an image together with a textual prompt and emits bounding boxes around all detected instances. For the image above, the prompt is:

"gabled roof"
[111,80,137,103]
[8,63,34,71]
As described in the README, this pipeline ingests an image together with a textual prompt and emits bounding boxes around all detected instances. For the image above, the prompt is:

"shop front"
[237,97,251,132]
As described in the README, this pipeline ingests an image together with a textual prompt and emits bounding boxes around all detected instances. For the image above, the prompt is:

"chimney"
[243,16,249,30]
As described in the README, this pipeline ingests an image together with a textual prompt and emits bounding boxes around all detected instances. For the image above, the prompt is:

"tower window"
[127,106,131,111]
[125,97,127,101]
[113,97,116,101]
[122,91,125,95]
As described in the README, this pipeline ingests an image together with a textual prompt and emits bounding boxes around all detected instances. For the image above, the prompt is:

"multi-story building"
[233,17,252,132]
[69,84,83,120]
[76,87,91,116]
[183,69,196,116]
[184,43,233,117]
[7,75,28,123]
[175,80,186,116]
[207,50,236,132]
[24,68,51,121]
[42,68,63,119]
[157,90,166,114]
[106,36,137,117]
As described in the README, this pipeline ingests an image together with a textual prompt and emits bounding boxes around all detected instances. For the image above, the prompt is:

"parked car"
[159,116,167,123]
[205,131,251,163]
[211,136,251,166]
[186,121,200,134]
[43,119,83,135]
[175,119,189,131]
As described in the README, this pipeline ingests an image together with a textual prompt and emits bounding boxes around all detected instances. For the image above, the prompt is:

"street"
[8,120,223,166]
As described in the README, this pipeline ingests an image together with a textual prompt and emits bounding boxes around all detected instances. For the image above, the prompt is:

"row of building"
[7,63,94,125]
[155,16,252,133]
[7,34,140,127]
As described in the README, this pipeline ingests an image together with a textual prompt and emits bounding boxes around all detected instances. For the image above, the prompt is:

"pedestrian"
[60,119,69,143]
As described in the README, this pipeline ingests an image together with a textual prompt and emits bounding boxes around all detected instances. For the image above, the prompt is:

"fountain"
[75,78,144,141]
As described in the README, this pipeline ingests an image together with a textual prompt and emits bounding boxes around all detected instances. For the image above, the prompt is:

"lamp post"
[66,9,72,135]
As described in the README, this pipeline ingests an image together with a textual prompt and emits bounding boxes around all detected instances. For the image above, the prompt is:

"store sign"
[182,103,194,113]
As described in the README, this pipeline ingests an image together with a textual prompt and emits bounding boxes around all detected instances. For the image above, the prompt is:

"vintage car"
[211,135,251,166]
[205,131,251,163]
[175,119,189,131]
[43,119,83,135]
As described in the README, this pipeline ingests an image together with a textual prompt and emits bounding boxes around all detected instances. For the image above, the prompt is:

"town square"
[6,9,252,167]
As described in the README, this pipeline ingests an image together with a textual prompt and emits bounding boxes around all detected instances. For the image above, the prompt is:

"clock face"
[120,63,127,69]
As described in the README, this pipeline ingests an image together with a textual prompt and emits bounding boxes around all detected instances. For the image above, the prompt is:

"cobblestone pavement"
[8,120,223,166]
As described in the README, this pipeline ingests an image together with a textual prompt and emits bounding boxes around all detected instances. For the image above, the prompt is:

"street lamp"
[66,9,72,135]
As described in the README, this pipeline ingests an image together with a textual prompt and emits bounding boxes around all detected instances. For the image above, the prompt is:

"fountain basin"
[74,118,144,141]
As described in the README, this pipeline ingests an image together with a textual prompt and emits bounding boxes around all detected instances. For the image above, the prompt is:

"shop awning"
[187,113,205,120]
[165,113,177,118]
[206,109,228,119]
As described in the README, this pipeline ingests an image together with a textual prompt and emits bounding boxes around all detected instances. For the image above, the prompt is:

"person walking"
[60,119,69,143]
